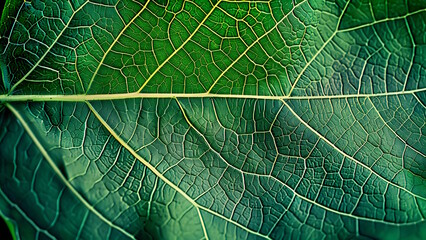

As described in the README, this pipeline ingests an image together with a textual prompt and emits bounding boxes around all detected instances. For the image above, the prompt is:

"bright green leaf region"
[0,0,425,239]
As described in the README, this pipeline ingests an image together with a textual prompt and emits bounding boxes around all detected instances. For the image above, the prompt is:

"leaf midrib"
[0,88,424,102]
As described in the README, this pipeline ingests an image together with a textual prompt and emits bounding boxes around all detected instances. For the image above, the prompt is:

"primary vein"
[0,89,423,102]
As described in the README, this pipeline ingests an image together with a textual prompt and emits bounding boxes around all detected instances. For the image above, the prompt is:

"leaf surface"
[0,0,425,239]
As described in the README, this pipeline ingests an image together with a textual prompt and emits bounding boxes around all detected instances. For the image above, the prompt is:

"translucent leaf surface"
[0,0,425,239]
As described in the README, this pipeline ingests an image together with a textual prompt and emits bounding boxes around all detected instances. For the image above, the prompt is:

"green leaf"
[0,0,425,239]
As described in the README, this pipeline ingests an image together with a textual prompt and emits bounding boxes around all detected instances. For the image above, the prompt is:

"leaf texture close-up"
[0,0,425,239]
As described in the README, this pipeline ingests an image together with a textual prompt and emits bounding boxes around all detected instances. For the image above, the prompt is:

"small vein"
[8,1,90,94]
[86,0,151,93]
[137,0,223,93]
[367,97,425,158]
[207,0,307,93]
[281,100,426,201]
[338,8,426,33]
[197,208,209,240]
[86,101,271,240]
[0,189,55,239]
[287,0,352,96]
[175,98,424,226]
[5,103,135,239]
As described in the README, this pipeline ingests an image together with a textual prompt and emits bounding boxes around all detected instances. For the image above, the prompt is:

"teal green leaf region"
[0,0,425,239]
